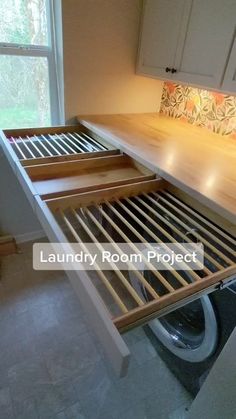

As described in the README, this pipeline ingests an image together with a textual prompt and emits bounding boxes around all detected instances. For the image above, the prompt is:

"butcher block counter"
[77,113,236,225]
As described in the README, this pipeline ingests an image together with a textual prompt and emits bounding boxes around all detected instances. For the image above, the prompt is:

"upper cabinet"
[222,38,236,92]
[137,0,236,92]
[137,0,190,79]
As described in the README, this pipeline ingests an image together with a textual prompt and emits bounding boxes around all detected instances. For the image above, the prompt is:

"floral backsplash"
[160,82,236,138]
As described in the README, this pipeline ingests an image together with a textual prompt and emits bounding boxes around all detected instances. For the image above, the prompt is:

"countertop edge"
[78,116,235,225]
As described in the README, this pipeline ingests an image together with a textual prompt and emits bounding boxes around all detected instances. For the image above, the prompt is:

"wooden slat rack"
[9,131,107,160]
[1,123,235,375]
[46,184,236,333]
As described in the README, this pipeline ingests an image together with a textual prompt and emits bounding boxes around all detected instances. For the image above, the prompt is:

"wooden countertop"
[77,113,236,224]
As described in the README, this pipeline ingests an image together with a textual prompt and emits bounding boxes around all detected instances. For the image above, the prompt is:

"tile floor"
[0,241,192,419]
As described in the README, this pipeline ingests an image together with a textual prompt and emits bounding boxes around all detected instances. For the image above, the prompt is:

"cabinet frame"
[137,0,236,93]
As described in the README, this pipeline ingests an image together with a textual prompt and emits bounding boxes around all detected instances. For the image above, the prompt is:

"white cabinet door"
[222,37,236,93]
[172,0,236,89]
[137,0,191,79]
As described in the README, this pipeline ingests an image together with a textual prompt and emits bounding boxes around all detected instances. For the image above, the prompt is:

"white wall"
[0,0,163,240]
[187,328,236,419]
[0,151,43,242]
[62,0,163,122]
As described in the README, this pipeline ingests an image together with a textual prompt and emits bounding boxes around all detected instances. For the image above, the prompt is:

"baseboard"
[0,236,17,256]
[15,229,46,244]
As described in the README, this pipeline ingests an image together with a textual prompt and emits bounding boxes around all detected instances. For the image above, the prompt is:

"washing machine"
[127,198,236,396]
[130,270,236,395]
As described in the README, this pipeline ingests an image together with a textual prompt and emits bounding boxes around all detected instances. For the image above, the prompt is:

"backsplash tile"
[160,82,236,138]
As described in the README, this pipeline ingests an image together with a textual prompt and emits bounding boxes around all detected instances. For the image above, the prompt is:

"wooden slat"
[45,178,166,211]
[4,125,87,137]
[60,210,128,314]
[149,192,235,264]
[5,128,112,165]
[61,133,85,153]
[32,135,53,157]
[41,134,61,155]
[74,132,107,151]
[114,265,236,332]
[25,154,136,179]
[35,196,130,377]
[119,197,203,279]
[112,199,196,285]
[72,208,144,306]
[21,149,120,166]
[162,191,236,247]
[27,136,45,157]
[48,134,70,155]
[38,173,155,201]
[101,202,177,291]
[68,132,96,152]
[134,195,224,271]
[10,137,26,159]
[54,133,78,154]
[85,207,160,300]
[19,136,36,159]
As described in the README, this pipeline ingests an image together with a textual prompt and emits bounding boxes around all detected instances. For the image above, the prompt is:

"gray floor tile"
[0,287,23,319]
[0,406,15,419]
[0,387,11,409]
[35,317,86,357]
[44,332,101,383]
[56,315,88,343]
[53,379,80,409]
[0,242,192,419]
[31,303,59,333]
[13,397,38,419]
[9,292,33,316]
[112,401,147,419]
[0,312,38,371]
[168,402,191,419]
[27,281,65,311]
[114,354,192,416]
[130,337,157,366]
[0,309,35,345]
[143,383,192,419]
[0,387,14,419]
[33,384,69,419]
[123,326,147,346]
[0,368,9,390]
[36,325,67,355]
[8,356,51,402]
[73,361,124,419]
[55,401,86,419]
[113,357,162,406]
[12,380,81,419]
[0,336,38,371]
[54,292,84,321]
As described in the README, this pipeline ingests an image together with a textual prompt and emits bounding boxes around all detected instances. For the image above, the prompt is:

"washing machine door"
[129,255,218,363]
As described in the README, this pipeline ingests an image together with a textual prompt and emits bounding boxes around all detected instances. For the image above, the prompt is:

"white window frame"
[0,0,62,126]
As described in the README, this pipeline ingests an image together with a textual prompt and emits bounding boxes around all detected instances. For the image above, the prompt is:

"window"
[0,0,61,128]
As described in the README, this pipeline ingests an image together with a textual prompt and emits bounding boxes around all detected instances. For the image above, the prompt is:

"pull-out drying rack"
[9,131,107,160]
[1,124,235,375]
[46,182,236,333]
